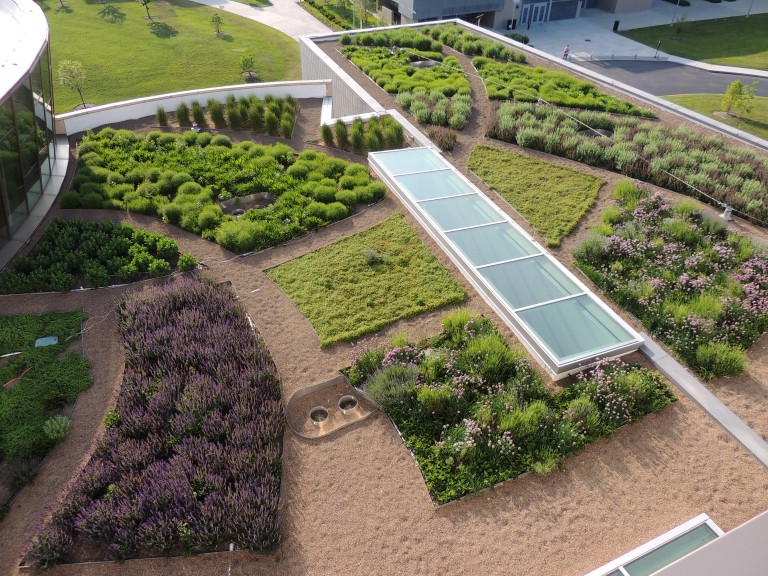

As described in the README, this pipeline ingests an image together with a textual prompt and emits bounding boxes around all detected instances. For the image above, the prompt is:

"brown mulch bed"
[3,41,768,576]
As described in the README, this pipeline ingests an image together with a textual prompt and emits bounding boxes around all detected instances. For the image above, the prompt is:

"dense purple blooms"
[25,275,283,567]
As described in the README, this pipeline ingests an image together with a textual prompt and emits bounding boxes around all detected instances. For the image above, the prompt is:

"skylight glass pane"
[447,223,540,266]
[518,295,635,361]
[480,256,581,309]
[371,147,448,175]
[624,524,718,576]
[421,195,502,231]
[397,170,473,201]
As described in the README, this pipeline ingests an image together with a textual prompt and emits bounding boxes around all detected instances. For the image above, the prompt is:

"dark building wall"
[0,41,55,246]
[549,0,579,20]
[398,0,505,21]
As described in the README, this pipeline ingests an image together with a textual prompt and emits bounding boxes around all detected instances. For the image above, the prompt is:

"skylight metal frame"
[369,146,644,379]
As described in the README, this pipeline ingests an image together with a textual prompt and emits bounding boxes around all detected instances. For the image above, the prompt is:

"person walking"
[562,44,570,60]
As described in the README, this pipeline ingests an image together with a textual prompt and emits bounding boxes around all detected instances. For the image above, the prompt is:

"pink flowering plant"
[575,181,768,379]
[347,310,674,504]
[24,276,283,568]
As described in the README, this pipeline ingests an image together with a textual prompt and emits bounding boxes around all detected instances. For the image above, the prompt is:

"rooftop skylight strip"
[390,166,453,177]
[512,292,585,313]
[414,191,478,203]
[475,253,541,270]
[441,219,508,234]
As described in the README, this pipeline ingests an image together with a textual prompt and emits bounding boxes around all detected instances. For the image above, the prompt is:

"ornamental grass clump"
[24,276,283,567]
[575,180,768,379]
[348,310,674,504]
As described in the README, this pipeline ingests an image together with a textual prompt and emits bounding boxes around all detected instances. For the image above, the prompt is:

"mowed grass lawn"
[468,145,604,247]
[265,214,467,347]
[621,14,768,70]
[44,0,300,111]
[665,94,768,142]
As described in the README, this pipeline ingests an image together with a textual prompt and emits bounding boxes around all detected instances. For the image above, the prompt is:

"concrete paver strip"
[641,333,768,468]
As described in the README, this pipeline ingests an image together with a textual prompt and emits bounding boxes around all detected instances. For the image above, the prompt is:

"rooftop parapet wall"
[300,36,384,120]
[55,80,330,136]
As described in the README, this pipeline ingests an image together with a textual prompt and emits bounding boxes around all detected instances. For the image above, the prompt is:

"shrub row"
[302,0,352,30]
[67,129,384,253]
[574,181,768,379]
[488,102,768,222]
[0,219,196,293]
[157,94,296,138]
[395,89,472,129]
[421,23,526,63]
[474,57,655,116]
[320,115,405,153]
[348,310,675,503]
[24,276,283,567]
[341,46,471,97]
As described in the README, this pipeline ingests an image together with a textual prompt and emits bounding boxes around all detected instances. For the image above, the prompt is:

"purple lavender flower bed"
[575,180,768,379]
[24,276,283,568]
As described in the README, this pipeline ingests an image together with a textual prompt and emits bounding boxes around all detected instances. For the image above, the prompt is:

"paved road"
[575,60,768,97]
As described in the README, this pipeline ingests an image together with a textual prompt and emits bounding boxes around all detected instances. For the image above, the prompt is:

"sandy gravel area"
[2,43,768,576]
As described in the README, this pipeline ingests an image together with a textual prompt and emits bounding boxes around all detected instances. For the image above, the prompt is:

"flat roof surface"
[369,146,643,377]
[0,0,48,97]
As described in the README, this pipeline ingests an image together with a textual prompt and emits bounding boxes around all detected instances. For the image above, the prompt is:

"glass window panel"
[20,135,39,177]
[624,525,718,576]
[41,45,53,111]
[0,99,13,141]
[13,79,35,142]
[421,195,503,231]
[480,255,581,309]
[606,572,623,576]
[372,148,448,175]
[0,134,27,233]
[26,177,42,210]
[448,222,540,266]
[397,170,473,201]
[0,190,8,244]
[518,295,636,362]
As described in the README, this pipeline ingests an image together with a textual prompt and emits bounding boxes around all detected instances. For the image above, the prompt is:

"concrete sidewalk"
[187,0,331,40]
[490,0,768,78]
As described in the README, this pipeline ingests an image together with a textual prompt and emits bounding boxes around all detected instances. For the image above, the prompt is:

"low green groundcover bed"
[575,180,768,380]
[347,310,675,504]
[0,312,92,518]
[265,214,467,347]
[0,218,196,294]
[468,145,604,247]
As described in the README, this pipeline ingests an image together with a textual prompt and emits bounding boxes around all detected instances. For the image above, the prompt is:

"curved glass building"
[0,0,55,248]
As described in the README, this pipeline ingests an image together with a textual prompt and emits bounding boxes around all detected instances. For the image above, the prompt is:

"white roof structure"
[0,0,49,97]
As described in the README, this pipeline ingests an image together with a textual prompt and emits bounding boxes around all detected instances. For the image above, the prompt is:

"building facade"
[385,0,651,28]
[0,0,56,248]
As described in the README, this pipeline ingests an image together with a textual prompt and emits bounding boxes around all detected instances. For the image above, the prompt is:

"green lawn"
[620,14,768,70]
[468,145,604,247]
[265,214,467,347]
[44,0,300,111]
[665,94,768,142]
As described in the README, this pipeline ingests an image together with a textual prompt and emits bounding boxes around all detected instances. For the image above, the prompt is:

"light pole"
[654,40,661,58]
[670,0,682,26]
[746,0,755,17]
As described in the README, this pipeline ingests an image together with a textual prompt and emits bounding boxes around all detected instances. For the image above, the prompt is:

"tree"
[239,54,256,81]
[58,60,86,107]
[722,80,760,117]
[137,0,152,20]
[734,80,760,118]
[210,13,224,35]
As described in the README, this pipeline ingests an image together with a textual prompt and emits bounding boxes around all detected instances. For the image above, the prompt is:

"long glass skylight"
[369,147,643,379]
